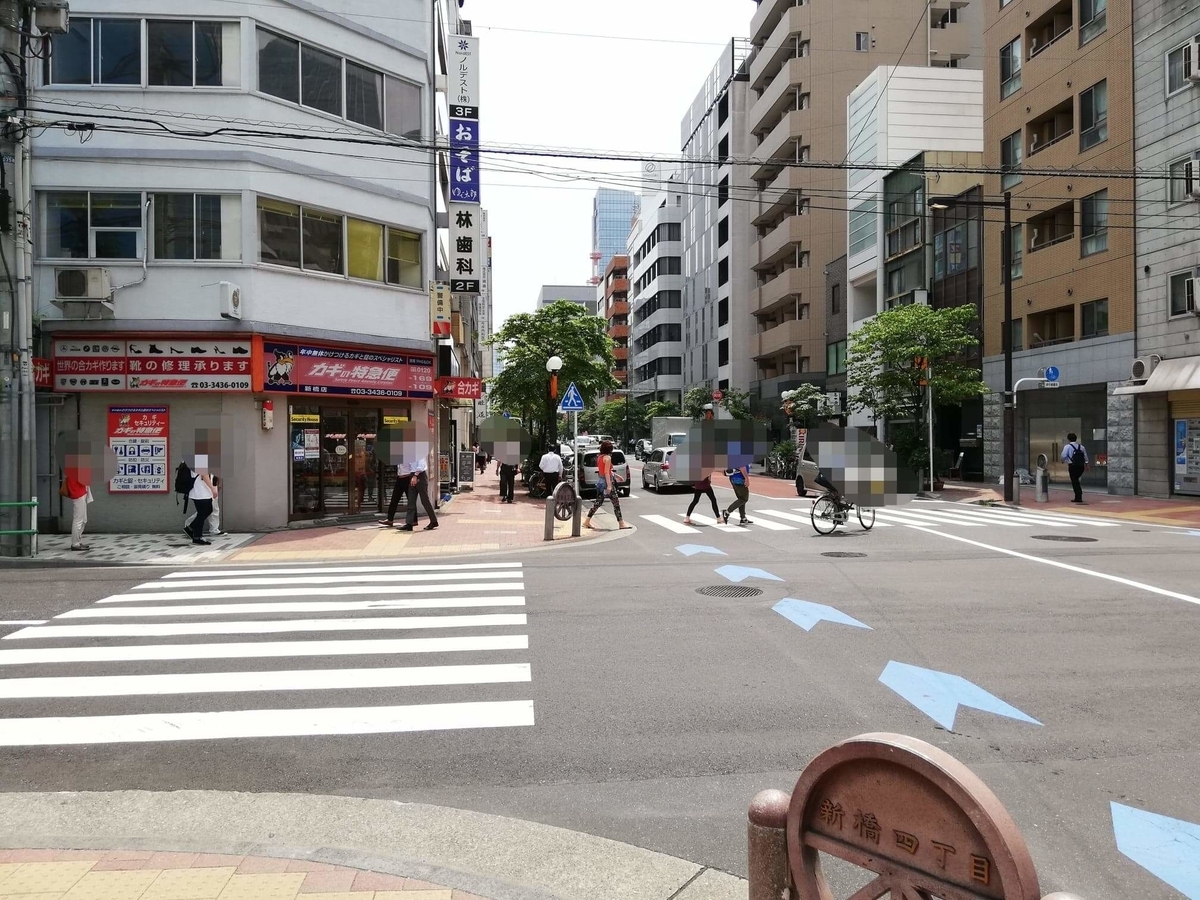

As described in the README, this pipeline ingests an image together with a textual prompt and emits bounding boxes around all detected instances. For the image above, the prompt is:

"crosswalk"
[0,562,534,746]
[639,501,1123,535]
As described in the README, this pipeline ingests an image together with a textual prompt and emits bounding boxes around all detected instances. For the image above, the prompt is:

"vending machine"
[1175,418,1200,496]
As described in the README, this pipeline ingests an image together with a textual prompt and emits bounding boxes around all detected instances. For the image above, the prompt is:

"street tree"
[682,386,712,419]
[781,383,837,428]
[486,301,619,452]
[581,398,647,443]
[684,385,751,419]
[720,387,752,420]
[846,303,987,478]
[644,400,681,419]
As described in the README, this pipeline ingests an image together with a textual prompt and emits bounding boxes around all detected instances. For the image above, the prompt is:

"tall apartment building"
[745,0,982,415]
[602,255,631,392]
[681,39,756,394]
[982,0,1133,492]
[591,188,639,284]
[628,183,686,407]
[1120,0,1200,497]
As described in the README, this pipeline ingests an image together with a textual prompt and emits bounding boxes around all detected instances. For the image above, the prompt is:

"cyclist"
[814,468,843,503]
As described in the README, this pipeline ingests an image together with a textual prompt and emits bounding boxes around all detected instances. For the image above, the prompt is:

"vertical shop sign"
[449,205,481,295]
[108,406,169,492]
[449,35,481,297]
[431,281,452,338]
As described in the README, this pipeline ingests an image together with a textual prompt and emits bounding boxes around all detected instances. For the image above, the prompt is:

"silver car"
[578,449,630,498]
[641,447,681,492]
[794,454,822,496]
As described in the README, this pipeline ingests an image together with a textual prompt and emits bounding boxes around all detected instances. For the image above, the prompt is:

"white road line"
[627,493,641,500]
[744,516,795,531]
[686,513,745,532]
[163,563,523,579]
[933,507,1074,527]
[0,662,533,699]
[904,525,1200,608]
[99,583,525,604]
[0,699,536,746]
[3,614,528,641]
[640,515,699,534]
[869,510,949,527]
[56,597,527,619]
[135,571,524,590]
[0,634,529,666]
[910,508,1026,527]
[936,503,1122,527]
[758,509,893,527]
[0,620,46,626]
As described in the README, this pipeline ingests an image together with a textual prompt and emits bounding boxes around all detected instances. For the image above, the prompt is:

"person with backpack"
[722,463,752,525]
[183,455,217,544]
[184,475,223,537]
[1061,432,1089,503]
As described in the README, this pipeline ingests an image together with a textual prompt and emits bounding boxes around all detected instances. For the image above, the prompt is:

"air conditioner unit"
[219,281,242,320]
[55,267,112,300]
[1130,354,1161,382]
[33,0,70,34]
[1189,38,1200,82]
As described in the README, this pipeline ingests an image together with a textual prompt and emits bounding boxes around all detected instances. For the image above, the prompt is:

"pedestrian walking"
[184,475,223,536]
[722,464,752,525]
[383,462,414,526]
[184,456,218,545]
[403,452,439,531]
[1061,432,1089,503]
[60,460,92,552]
[539,444,564,498]
[683,473,720,525]
[475,443,488,475]
[496,457,517,503]
[584,440,630,530]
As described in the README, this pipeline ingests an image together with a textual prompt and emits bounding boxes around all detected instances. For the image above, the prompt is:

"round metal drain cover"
[696,585,764,598]
[821,551,868,558]
[1031,534,1098,543]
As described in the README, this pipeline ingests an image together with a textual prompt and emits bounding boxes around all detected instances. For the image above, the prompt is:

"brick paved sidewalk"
[0,850,486,900]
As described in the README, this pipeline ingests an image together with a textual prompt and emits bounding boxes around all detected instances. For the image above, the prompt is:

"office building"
[591,188,639,284]
[537,285,598,316]
[982,0,1134,492]
[602,256,631,392]
[629,182,685,406]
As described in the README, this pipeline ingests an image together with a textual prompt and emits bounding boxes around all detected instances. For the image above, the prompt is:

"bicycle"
[810,491,875,534]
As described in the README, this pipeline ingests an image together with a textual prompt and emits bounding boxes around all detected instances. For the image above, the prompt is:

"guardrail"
[0,499,39,556]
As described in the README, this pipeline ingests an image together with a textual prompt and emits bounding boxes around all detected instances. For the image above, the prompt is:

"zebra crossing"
[639,501,1123,535]
[0,562,534,746]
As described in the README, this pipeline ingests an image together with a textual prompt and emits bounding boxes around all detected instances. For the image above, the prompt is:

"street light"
[928,191,1015,502]
[546,355,563,450]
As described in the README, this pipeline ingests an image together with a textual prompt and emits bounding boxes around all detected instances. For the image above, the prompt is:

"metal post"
[747,789,792,900]
[927,361,935,492]
[1003,191,1015,503]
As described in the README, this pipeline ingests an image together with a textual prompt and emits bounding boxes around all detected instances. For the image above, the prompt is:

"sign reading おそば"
[108,406,169,493]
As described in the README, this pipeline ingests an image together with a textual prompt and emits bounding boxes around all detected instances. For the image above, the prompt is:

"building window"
[849,200,876,255]
[718,176,729,207]
[1080,190,1108,256]
[258,198,302,269]
[1169,158,1192,204]
[301,44,343,117]
[718,217,729,247]
[826,340,847,375]
[718,297,729,326]
[831,283,840,314]
[718,338,730,367]
[1010,318,1023,352]
[346,61,383,130]
[347,218,384,281]
[1169,270,1195,316]
[1001,131,1022,190]
[257,28,299,103]
[855,32,870,51]
[148,20,239,86]
[1000,37,1022,99]
[44,17,139,85]
[1168,40,1194,94]
[1081,298,1109,338]
[1079,0,1106,45]
[1080,80,1108,151]
[1008,224,1023,280]
[385,76,423,138]
[387,228,422,288]
[41,191,144,260]
[153,193,241,261]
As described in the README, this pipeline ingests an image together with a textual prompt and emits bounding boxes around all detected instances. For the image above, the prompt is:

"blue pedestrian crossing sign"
[1044,365,1060,382]
[559,382,585,412]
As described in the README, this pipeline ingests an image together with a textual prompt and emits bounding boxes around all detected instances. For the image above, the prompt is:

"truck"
[650,416,694,451]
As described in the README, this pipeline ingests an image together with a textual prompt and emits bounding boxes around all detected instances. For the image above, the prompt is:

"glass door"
[1028,417,1080,482]
[351,410,381,514]
[290,406,322,518]
[321,409,350,515]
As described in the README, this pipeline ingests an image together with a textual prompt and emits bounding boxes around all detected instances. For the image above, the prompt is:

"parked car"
[634,438,653,460]
[577,449,630,497]
[794,454,821,496]
[641,447,682,492]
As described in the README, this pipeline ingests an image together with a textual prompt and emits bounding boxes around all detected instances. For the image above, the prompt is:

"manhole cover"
[1031,535,1098,543]
[821,551,868,558]
[696,585,764,598]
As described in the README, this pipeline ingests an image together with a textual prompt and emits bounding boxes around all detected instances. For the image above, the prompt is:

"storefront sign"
[451,35,479,116]
[458,451,476,483]
[53,339,252,392]
[262,342,436,398]
[430,281,452,337]
[436,376,484,400]
[289,413,320,424]
[383,415,409,427]
[33,357,52,388]
[450,205,481,294]
[450,117,480,204]
[108,406,169,493]
[439,452,451,483]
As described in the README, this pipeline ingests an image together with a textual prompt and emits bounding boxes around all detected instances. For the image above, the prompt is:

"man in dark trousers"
[403,453,439,530]
[496,457,518,503]
[383,461,415,527]
[1061,431,1089,503]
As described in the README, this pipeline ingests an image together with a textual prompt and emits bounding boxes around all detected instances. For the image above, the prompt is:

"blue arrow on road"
[773,599,871,632]
[675,544,726,557]
[715,565,783,584]
[1112,802,1200,899]
[879,661,1041,731]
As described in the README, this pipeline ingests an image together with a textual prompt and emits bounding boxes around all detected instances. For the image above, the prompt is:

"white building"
[628,180,685,406]
[33,0,460,531]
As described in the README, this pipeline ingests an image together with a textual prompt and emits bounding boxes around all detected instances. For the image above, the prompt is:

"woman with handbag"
[584,441,631,530]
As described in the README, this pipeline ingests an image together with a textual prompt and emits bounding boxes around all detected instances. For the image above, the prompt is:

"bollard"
[543,483,560,542]
[1013,468,1022,505]
[572,492,582,537]
[748,789,792,900]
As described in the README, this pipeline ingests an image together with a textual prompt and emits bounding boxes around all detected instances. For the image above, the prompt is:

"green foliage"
[720,387,753,420]
[644,400,681,420]
[486,302,619,448]
[780,383,836,428]
[682,386,712,419]
[683,385,752,420]
[580,398,647,440]
[772,439,797,459]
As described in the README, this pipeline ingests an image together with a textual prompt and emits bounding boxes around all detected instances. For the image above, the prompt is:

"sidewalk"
[939,479,1200,527]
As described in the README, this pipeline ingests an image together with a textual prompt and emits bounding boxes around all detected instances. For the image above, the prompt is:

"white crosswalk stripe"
[0,562,534,746]
[639,514,698,534]
[758,509,893,527]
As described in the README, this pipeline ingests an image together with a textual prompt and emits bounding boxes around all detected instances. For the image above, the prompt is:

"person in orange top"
[61,447,93,551]
[584,440,630,530]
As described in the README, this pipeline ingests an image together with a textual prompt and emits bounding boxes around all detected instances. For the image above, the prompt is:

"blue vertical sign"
[449,118,480,204]
[448,36,481,296]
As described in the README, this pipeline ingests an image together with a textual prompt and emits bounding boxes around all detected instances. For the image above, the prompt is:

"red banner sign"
[33,358,52,389]
[53,339,252,392]
[263,342,436,399]
[435,376,484,400]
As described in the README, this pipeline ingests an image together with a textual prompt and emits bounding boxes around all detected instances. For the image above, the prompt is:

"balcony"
[751,109,807,182]
[1028,202,1074,253]
[929,6,971,62]
[1026,0,1072,60]
[757,318,808,358]
[609,324,630,340]
[1028,306,1075,347]
[612,346,628,361]
[754,267,806,313]
[753,215,807,269]
[606,277,629,297]
[754,166,807,226]
[607,300,630,317]
[751,57,806,138]
[1027,99,1073,158]
[750,5,807,90]
[751,0,804,45]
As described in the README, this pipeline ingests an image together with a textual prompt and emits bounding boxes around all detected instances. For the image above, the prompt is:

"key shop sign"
[107,406,169,493]
[53,339,253,392]
[262,342,436,399]
[436,376,484,400]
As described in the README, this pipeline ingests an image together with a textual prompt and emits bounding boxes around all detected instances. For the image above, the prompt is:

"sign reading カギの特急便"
[108,406,169,493]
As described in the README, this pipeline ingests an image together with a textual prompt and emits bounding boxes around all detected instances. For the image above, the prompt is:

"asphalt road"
[1,468,1198,899]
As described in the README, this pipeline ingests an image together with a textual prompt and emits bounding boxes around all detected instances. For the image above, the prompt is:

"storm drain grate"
[821,552,868,559]
[1031,535,1098,543]
[696,585,764,598]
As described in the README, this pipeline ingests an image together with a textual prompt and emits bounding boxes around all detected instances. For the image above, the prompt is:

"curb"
[0,791,745,900]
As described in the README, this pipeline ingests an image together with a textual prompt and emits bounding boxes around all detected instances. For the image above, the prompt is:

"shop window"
[348,218,384,281]
[387,228,422,287]
[41,191,143,259]
[153,193,241,261]
[302,209,345,274]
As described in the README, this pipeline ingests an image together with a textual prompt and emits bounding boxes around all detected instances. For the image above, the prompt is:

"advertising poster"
[54,340,252,392]
[108,406,169,493]
[263,342,436,399]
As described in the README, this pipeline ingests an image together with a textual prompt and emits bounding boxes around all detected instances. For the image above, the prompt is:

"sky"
[464,0,757,331]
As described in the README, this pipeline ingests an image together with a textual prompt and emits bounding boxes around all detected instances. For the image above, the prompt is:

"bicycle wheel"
[554,485,576,521]
[811,496,839,534]
[528,474,547,499]
[857,505,876,530]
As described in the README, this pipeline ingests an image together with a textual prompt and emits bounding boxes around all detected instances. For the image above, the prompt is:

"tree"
[644,400,681,419]
[781,383,837,428]
[685,385,751,420]
[720,387,752,420]
[580,398,647,442]
[486,302,619,452]
[846,304,987,478]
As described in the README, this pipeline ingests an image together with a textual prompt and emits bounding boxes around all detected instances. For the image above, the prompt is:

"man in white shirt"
[539,445,564,497]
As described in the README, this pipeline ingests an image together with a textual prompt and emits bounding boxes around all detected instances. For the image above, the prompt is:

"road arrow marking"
[772,599,870,632]
[715,565,783,584]
[675,544,726,557]
[1112,802,1200,899]
[879,661,1041,731]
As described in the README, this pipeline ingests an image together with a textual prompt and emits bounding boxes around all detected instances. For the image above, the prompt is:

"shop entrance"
[289,406,382,519]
